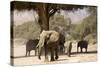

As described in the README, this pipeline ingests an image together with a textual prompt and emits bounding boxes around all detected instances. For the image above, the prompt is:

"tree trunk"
[38,4,49,32]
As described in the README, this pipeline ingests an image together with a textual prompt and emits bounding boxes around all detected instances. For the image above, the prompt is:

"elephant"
[36,30,60,61]
[67,42,72,57]
[59,33,65,54]
[64,41,72,57]
[77,40,88,53]
[26,39,39,56]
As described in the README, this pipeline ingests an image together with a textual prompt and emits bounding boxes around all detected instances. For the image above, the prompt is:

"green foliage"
[14,21,41,39]
[14,14,71,40]
[49,13,71,34]
[84,33,97,43]
[71,14,97,40]
[14,7,97,43]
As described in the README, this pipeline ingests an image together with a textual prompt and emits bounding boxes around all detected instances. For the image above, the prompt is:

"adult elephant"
[36,30,60,61]
[59,33,65,54]
[64,41,72,57]
[77,40,88,53]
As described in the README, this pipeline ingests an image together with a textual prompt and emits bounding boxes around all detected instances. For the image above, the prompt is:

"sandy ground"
[11,43,97,66]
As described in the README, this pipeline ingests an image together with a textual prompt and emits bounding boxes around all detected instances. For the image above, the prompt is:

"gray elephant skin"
[37,30,60,61]
[26,39,39,56]
[59,33,65,54]
[67,42,72,57]
[77,40,88,53]
[64,41,72,57]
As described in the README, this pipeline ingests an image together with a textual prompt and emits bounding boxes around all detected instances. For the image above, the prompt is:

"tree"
[11,1,87,32]
[70,6,97,40]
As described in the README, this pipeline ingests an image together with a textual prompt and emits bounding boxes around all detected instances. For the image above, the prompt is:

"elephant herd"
[25,30,88,62]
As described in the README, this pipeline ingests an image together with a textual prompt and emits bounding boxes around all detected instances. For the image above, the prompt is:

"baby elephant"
[77,40,88,53]
[26,39,39,56]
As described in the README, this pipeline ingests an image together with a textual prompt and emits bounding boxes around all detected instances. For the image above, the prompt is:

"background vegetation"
[13,6,97,44]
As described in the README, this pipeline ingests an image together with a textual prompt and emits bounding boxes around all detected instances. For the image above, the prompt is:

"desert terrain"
[11,41,97,66]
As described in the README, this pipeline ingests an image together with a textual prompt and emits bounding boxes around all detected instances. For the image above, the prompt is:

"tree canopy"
[70,6,97,40]
[11,1,97,42]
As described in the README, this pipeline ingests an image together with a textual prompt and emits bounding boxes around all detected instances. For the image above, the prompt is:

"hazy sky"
[14,9,38,26]
[13,8,90,26]
[60,8,89,24]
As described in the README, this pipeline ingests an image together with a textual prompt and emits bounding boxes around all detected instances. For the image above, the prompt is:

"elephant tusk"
[36,44,39,48]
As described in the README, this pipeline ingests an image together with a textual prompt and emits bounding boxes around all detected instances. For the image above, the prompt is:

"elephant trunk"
[36,45,41,60]
[38,46,42,60]
[37,37,45,60]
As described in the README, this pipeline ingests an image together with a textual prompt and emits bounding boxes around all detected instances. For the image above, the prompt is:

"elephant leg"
[35,49,36,56]
[64,47,66,54]
[35,48,38,56]
[26,51,27,56]
[80,48,83,53]
[67,48,70,57]
[77,47,79,53]
[59,47,61,54]
[68,43,72,57]
[44,45,49,62]
[85,48,87,53]
[61,46,64,54]
[68,51,70,57]
[63,46,65,54]
[68,48,71,57]
[29,50,30,56]
[50,48,55,61]
[55,48,58,60]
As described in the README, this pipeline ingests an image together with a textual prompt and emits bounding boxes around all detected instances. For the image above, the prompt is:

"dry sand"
[11,43,97,66]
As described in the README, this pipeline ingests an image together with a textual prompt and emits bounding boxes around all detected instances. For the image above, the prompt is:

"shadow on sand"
[11,50,97,59]
[11,55,37,59]
[71,50,97,55]
[56,58,68,61]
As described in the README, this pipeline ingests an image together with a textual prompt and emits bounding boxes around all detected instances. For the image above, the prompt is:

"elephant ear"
[37,30,49,47]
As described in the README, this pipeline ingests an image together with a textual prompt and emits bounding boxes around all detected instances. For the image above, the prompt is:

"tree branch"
[49,9,58,18]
